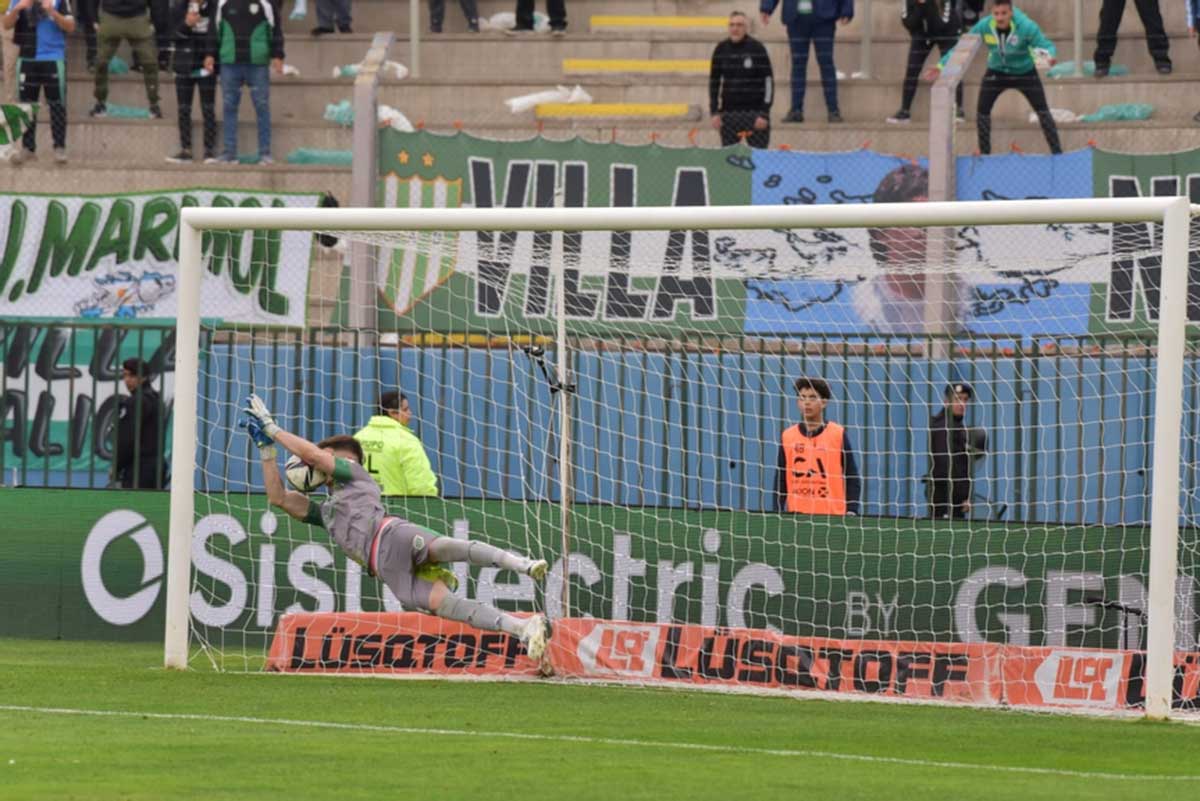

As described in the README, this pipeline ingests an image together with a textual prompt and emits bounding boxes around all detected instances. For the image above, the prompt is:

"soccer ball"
[285,455,328,492]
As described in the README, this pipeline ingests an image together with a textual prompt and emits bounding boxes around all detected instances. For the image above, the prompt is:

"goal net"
[171,198,1200,718]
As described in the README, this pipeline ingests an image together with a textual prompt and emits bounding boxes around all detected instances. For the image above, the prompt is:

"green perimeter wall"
[2,489,1197,652]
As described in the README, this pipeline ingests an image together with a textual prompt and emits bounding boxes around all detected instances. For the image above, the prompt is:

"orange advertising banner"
[266,613,1200,711]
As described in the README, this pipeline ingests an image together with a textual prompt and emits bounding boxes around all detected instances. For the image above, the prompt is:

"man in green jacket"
[931,0,1061,155]
[354,391,439,497]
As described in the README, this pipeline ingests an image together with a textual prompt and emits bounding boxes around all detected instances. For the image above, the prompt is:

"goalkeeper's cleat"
[520,614,550,662]
[526,558,549,582]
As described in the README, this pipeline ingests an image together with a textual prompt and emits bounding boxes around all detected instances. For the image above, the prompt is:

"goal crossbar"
[179,197,1192,232]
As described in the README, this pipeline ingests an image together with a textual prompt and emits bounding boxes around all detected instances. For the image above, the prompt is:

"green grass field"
[1,639,1198,801]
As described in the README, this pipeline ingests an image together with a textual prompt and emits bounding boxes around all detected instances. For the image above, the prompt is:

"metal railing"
[10,320,1194,528]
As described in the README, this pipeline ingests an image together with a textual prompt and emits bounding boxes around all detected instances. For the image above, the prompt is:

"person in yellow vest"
[353,390,439,496]
[775,376,861,515]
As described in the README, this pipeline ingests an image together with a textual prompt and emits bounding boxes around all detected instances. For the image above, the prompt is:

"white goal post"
[166,197,1193,720]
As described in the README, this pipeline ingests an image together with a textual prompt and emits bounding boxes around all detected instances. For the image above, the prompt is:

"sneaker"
[88,102,107,118]
[886,109,911,124]
[828,110,844,123]
[203,152,219,164]
[258,155,274,165]
[166,150,193,163]
[956,107,967,122]
[86,59,96,74]
[8,147,29,165]
[550,27,566,37]
[149,104,163,119]
[337,23,352,33]
[526,559,549,581]
[1093,65,1109,78]
[467,20,479,32]
[311,26,334,36]
[430,23,443,33]
[782,109,803,123]
[1156,61,1172,75]
[216,154,238,164]
[503,26,534,36]
[1193,110,1200,125]
[53,147,67,163]
[520,614,550,661]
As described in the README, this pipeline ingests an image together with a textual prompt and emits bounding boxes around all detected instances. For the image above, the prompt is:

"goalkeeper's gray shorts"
[372,519,436,611]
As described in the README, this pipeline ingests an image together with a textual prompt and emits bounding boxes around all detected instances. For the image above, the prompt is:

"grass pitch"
[1,639,1198,800]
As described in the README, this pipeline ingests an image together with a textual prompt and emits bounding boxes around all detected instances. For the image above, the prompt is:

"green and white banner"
[0,103,37,158]
[0,189,322,327]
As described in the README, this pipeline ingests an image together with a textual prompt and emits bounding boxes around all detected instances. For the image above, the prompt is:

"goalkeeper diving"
[240,394,552,661]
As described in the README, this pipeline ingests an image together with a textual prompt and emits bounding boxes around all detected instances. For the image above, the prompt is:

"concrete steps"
[272,0,1193,38]
[53,68,1196,124]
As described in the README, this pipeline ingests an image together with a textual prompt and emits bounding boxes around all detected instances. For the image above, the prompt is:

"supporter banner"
[375,130,752,335]
[376,134,1200,339]
[0,189,321,326]
[0,103,37,156]
[4,490,1198,656]
[266,613,1200,711]
[1091,148,1200,336]
[0,324,173,474]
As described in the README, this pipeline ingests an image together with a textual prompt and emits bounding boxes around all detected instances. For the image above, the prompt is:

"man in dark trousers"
[928,382,985,519]
[114,358,167,489]
[709,10,773,147]
[507,0,564,34]
[930,0,1061,155]
[760,0,853,123]
[888,0,963,123]
[1094,0,1170,77]
[166,0,217,162]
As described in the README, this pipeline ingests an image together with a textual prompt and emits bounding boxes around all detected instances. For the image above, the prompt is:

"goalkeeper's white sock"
[435,595,525,637]
[430,539,532,573]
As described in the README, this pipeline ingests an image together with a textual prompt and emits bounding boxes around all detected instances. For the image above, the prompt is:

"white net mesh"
[184,208,1200,713]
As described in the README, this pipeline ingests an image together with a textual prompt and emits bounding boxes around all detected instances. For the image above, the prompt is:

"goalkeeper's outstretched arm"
[241,393,333,522]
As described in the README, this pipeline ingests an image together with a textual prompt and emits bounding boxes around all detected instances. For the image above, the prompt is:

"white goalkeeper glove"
[243,393,281,456]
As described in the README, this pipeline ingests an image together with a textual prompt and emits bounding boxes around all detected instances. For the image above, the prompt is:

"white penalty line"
[1,704,1197,783]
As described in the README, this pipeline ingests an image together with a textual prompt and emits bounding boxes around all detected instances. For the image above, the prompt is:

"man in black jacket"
[709,11,773,148]
[114,358,166,489]
[928,382,984,519]
[888,0,964,123]
[166,0,216,162]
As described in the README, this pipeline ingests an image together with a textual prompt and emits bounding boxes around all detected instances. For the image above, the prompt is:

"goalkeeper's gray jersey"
[317,457,385,568]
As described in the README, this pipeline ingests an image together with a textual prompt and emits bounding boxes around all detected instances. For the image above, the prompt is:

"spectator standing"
[203,0,284,164]
[166,0,216,163]
[3,0,73,163]
[505,0,564,35]
[114,358,167,489]
[428,0,478,33]
[309,0,349,35]
[888,0,964,123]
[760,0,853,124]
[76,0,96,69]
[709,10,773,148]
[928,382,985,519]
[1191,1,1200,123]
[775,377,861,516]
[1,8,18,96]
[353,391,439,497]
[931,0,1061,155]
[89,0,163,117]
[1094,0,1170,77]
